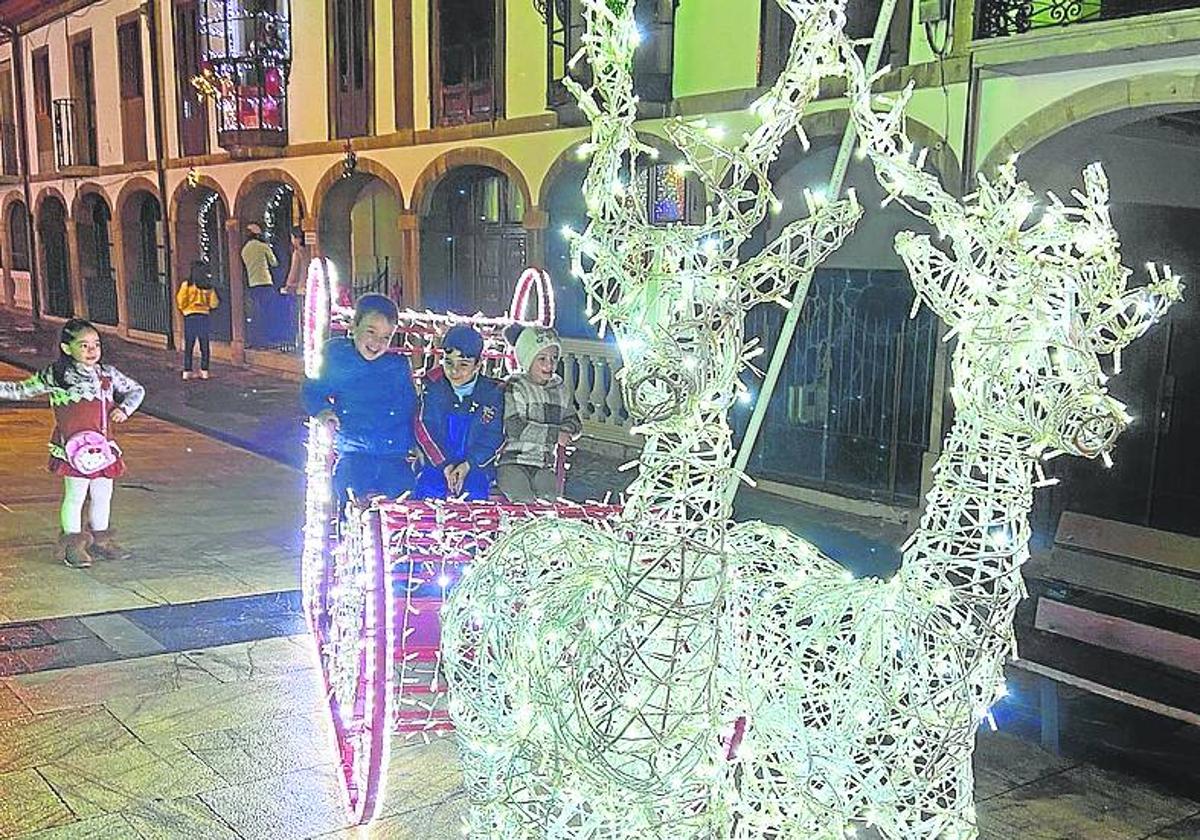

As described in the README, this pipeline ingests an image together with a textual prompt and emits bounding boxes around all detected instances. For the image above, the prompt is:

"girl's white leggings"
[61,476,114,534]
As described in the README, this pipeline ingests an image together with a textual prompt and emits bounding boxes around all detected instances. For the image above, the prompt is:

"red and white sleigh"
[299,259,620,823]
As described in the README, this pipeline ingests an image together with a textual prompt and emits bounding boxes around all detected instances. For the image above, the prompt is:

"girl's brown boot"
[59,533,93,569]
[89,529,129,561]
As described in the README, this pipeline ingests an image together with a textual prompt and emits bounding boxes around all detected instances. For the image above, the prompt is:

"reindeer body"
[443,1,1180,838]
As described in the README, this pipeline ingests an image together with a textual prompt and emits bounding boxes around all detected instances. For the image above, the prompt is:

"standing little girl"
[176,260,220,380]
[0,319,145,568]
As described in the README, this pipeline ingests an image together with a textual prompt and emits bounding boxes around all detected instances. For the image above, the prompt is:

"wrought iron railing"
[975,0,1200,38]
[52,99,78,169]
[85,272,118,326]
[128,277,172,335]
[732,269,939,504]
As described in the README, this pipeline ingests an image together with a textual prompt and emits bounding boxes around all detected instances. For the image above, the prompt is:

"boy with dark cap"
[301,293,418,506]
[413,324,504,500]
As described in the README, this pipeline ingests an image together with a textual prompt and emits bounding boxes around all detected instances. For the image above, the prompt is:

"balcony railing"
[975,0,1200,38]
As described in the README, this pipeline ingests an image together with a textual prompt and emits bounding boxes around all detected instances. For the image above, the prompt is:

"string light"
[442,1,866,837]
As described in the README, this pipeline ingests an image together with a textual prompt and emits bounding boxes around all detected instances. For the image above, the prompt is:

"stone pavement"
[1,316,1198,838]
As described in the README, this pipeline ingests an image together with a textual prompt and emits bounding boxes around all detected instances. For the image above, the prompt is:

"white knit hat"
[514,326,561,372]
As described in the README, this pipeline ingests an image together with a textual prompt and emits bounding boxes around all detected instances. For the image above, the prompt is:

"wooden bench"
[1013,511,1200,753]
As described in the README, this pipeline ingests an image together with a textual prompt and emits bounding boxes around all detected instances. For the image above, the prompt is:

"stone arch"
[113,176,162,225]
[792,107,962,192]
[71,183,114,222]
[232,167,307,221]
[411,147,532,217]
[311,157,406,222]
[0,189,23,219]
[169,174,231,224]
[535,131,683,208]
[979,71,1200,177]
[33,185,70,220]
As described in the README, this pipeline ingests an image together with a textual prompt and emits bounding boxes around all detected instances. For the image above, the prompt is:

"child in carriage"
[413,324,504,500]
[301,293,418,506]
[497,325,581,501]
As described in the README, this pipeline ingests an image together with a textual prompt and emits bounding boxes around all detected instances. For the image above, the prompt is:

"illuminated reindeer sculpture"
[442,0,862,837]
[715,46,1184,840]
[443,0,1181,837]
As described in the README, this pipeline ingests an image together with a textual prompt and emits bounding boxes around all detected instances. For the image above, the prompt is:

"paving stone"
[973,730,1076,801]
[120,795,241,840]
[377,737,465,819]
[77,615,166,658]
[17,638,117,674]
[11,812,141,839]
[0,683,30,722]
[6,652,219,714]
[315,797,469,839]
[39,741,225,820]
[977,764,1199,840]
[183,635,315,684]
[0,707,139,774]
[104,673,324,744]
[199,765,350,840]
[0,769,73,837]
[182,710,335,786]
[1145,812,1200,839]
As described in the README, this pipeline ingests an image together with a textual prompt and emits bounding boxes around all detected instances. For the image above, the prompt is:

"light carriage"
[299,259,620,822]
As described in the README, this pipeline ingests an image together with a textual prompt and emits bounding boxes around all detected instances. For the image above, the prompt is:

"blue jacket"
[415,367,504,473]
[301,337,418,455]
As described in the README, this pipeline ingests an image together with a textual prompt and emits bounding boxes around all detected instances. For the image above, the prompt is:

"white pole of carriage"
[725,0,900,507]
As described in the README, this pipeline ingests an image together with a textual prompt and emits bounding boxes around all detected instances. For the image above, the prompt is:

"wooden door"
[174,1,209,157]
[70,37,98,166]
[117,20,148,163]
[330,0,371,138]
[31,50,52,172]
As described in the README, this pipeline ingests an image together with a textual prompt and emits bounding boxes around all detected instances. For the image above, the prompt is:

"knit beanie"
[514,326,562,372]
[442,323,485,359]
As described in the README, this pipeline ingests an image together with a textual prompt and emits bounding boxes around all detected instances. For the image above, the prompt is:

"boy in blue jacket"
[414,324,504,500]
[301,294,418,506]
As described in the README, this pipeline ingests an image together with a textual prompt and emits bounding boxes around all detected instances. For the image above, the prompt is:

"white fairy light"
[443,1,864,838]
[438,2,1181,839]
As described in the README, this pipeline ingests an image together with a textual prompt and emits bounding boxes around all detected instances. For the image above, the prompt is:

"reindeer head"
[846,55,1182,462]
[901,161,1182,460]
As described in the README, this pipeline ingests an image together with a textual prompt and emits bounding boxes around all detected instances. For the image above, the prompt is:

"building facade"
[0,0,1196,536]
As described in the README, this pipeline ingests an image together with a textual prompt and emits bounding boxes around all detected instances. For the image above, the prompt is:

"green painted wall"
[673,0,762,98]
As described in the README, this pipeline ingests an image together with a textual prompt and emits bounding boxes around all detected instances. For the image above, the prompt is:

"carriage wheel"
[312,508,392,824]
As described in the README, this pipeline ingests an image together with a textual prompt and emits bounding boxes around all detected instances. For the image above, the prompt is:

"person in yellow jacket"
[176,261,220,380]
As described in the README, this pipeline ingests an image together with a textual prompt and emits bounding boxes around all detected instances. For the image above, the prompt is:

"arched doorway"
[318,171,404,302]
[420,165,527,315]
[76,193,118,326]
[37,195,73,318]
[8,200,31,308]
[121,191,170,335]
[539,154,593,339]
[734,136,945,505]
[237,179,303,349]
[1013,107,1200,537]
[176,185,233,341]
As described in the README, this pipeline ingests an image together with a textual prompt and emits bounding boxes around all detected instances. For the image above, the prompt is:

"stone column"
[523,206,549,270]
[65,221,87,319]
[0,219,12,308]
[398,210,421,309]
[109,229,131,338]
[225,217,246,363]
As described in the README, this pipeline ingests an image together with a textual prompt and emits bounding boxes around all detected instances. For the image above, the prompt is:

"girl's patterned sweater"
[0,363,145,461]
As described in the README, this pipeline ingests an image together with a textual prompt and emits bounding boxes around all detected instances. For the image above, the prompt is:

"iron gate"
[735,269,939,503]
